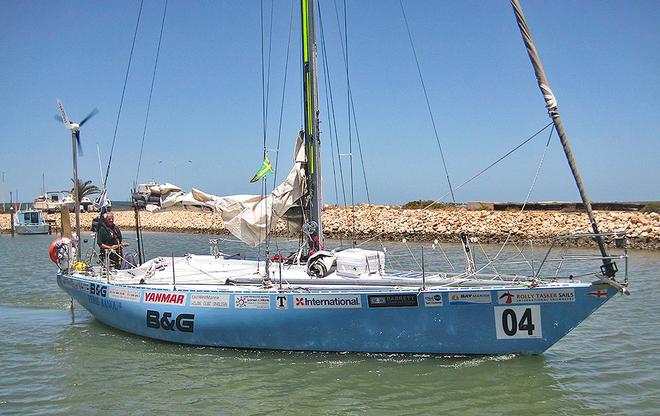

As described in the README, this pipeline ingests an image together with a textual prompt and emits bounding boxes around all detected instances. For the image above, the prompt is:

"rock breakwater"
[1,206,658,249]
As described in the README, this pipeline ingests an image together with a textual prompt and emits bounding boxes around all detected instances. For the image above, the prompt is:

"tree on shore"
[71,178,100,202]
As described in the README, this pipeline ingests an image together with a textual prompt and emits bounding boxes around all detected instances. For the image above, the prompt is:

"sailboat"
[54,0,629,355]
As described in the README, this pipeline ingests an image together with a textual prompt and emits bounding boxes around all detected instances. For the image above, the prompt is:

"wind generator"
[55,98,98,261]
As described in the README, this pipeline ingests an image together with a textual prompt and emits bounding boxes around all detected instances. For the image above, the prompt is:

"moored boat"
[33,191,75,213]
[15,208,49,234]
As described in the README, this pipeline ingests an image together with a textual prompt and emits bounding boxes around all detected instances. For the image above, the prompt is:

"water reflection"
[48,315,583,415]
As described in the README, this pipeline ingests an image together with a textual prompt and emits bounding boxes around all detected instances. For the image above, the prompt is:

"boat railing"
[438,232,629,282]
[534,232,628,283]
[87,248,140,282]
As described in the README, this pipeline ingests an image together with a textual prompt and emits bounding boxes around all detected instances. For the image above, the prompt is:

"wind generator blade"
[75,130,84,156]
[79,108,99,126]
[54,114,64,123]
[56,98,71,129]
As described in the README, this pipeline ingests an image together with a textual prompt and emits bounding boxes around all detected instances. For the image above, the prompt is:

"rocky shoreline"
[2,206,659,249]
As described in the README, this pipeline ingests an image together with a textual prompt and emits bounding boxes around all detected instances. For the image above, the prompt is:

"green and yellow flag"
[250,155,273,183]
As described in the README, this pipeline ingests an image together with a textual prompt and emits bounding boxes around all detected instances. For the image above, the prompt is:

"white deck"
[72,254,589,293]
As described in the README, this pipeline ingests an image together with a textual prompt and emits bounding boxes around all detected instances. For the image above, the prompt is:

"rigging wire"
[272,0,296,187]
[318,3,349,209]
[432,239,455,271]
[331,0,357,243]
[399,0,455,203]
[316,2,341,205]
[331,1,373,233]
[320,41,340,205]
[265,0,275,142]
[271,0,296,256]
[329,1,372,206]
[387,125,555,281]
[449,122,553,205]
[402,239,422,270]
[343,0,356,243]
[135,0,169,187]
[104,0,144,188]
[258,0,276,268]
[260,0,268,153]
[330,0,373,205]
[463,125,555,279]
[358,122,553,246]
[347,89,371,204]
[259,0,266,269]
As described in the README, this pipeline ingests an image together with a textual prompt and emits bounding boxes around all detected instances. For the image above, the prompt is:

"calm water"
[1,232,658,415]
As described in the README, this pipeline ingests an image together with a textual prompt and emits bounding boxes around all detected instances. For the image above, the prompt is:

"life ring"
[48,239,60,263]
[49,237,71,264]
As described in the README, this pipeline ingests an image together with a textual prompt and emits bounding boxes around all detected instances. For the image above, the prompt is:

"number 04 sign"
[494,305,542,339]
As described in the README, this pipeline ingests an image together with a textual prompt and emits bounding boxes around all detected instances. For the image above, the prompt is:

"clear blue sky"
[1,0,658,205]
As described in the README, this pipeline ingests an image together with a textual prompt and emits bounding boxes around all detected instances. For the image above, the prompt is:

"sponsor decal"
[423,293,444,307]
[275,295,288,310]
[497,289,575,304]
[146,310,194,332]
[368,294,418,308]
[494,305,542,339]
[234,295,270,309]
[293,295,361,309]
[144,291,186,305]
[88,295,121,311]
[89,283,107,298]
[190,293,230,308]
[449,291,492,304]
[587,290,608,299]
[108,287,141,303]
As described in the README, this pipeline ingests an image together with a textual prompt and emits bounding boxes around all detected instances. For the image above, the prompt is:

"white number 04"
[494,305,542,339]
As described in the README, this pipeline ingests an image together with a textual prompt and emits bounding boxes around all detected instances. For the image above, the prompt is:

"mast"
[510,0,616,277]
[301,0,323,253]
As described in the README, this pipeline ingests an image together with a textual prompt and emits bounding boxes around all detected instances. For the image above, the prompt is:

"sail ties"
[540,83,559,118]
[511,1,559,120]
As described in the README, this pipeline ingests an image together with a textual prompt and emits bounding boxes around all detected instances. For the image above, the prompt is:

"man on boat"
[97,212,129,268]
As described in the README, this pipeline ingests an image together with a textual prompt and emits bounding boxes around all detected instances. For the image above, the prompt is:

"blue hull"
[57,274,615,355]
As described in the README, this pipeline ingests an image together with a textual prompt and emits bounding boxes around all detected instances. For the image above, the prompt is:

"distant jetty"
[2,205,658,250]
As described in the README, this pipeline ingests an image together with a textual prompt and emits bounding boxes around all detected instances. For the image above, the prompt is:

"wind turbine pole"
[56,99,96,262]
[71,131,81,262]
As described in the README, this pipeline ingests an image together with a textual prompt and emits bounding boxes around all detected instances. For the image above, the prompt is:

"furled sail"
[140,131,307,246]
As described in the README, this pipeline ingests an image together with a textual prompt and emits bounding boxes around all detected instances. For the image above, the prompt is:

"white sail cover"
[144,131,307,246]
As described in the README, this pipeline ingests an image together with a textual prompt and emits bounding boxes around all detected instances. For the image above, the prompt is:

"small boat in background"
[14,208,49,234]
[80,196,95,212]
[33,191,75,213]
[33,191,101,212]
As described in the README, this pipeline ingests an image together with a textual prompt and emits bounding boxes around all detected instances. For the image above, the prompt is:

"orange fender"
[49,237,71,264]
